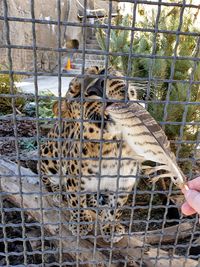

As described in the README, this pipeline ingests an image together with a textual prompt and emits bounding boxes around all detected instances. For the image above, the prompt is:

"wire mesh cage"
[0,0,200,266]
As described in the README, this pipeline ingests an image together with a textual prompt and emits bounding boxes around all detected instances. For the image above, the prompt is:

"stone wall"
[0,0,68,72]
[0,0,117,72]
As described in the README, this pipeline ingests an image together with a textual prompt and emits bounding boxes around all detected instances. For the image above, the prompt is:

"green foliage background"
[0,66,25,115]
[96,5,200,172]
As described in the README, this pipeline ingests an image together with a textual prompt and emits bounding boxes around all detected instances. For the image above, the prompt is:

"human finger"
[184,189,200,214]
[181,201,196,216]
[187,177,200,192]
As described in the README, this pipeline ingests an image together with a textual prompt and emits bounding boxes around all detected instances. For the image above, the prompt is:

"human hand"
[181,176,200,221]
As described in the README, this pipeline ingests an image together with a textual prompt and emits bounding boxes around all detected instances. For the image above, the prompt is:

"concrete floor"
[15,75,74,96]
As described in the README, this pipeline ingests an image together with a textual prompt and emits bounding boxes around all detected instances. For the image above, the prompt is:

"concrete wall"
[0,0,68,72]
[0,0,117,72]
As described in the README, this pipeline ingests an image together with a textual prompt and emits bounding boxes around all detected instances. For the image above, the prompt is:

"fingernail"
[184,184,189,191]
[182,184,189,195]
[185,189,194,198]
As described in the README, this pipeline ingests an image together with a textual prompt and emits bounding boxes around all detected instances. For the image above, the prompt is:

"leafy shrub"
[38,91,55,118]
[0,66,25,115]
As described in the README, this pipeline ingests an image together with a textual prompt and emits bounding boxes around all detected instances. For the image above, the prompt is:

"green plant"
[0,65,25,115]
[20,139,37,151]
[39,90,55,118]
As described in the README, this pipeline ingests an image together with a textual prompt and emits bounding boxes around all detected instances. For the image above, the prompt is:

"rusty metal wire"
[0,0,200,266]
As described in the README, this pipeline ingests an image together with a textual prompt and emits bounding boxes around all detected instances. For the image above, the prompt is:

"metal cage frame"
[0,0,200,266]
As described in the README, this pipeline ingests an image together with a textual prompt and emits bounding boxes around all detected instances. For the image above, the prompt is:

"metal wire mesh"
[0,0,200,266]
